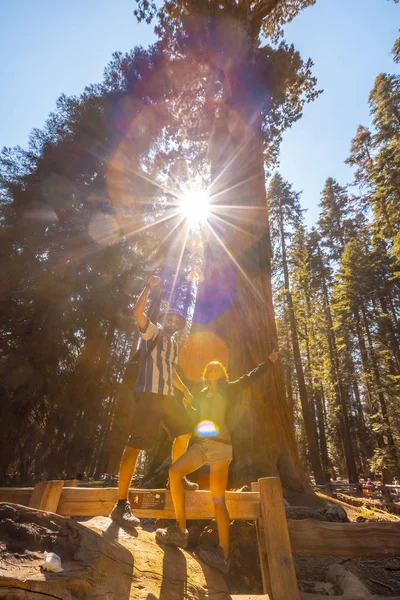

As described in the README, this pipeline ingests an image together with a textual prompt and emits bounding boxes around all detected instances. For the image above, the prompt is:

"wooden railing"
[1,478,400,600]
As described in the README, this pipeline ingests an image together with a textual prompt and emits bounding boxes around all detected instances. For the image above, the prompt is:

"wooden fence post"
[29,480,64,513]
[258,477,300,600]
[251,481,273,598]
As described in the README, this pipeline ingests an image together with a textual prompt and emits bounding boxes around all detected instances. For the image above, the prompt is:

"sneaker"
[156,524,189,549]
[110,500,140,531]
[197,545,229,575]
[166,476,199,491]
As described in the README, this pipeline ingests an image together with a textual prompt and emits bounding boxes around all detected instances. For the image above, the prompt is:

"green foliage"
[0,46,197,483]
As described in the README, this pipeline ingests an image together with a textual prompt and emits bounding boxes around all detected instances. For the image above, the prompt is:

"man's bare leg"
[110,446,141,530]
[118,446,140,500]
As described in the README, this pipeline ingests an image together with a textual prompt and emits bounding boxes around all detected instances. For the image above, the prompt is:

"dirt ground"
[295,555,400,596]
[296,493,400,597]
[315,491,400,523]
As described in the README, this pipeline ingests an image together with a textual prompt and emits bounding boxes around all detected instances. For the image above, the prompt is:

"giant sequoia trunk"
[180,92,316,504]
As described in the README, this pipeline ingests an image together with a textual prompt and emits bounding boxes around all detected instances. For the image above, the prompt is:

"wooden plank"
[63,479,79,487]
[301,595,400,600]
[29,480,64,512]
[259,477,300,600]
[288,519,400,557]
[58,500,116,517]
[231,595,400,600]
[230,596,269,599]
[60,487,119,502]
[251,482,272,598]
[57,488,261,519]
[0,488,33,505]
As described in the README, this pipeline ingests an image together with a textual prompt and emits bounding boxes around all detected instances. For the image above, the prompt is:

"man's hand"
[133,275,161,328]
[268,349,279,363]
[147,275,161,288]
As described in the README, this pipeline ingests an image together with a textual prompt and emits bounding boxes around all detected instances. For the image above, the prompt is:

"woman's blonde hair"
[202,361,229,382]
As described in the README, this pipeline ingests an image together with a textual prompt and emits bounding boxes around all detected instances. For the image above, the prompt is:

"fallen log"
[326,564,372,597]
[288,519,400,557]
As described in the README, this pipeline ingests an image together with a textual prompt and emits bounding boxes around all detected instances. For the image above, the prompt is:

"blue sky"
[1,0,399,225]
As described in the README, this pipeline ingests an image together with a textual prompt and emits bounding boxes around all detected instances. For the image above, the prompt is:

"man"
[110,275,198,531]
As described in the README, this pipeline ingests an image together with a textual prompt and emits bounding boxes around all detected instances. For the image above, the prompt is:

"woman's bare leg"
[171,433,191,463]
[169,446,204,531]
[209,460,230,559]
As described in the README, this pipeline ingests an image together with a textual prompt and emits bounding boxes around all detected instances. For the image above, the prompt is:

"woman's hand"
[183,389,193,407]
[268,349,279,363]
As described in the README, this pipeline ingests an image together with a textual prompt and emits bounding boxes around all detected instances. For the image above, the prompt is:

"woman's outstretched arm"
[227,350,279,391]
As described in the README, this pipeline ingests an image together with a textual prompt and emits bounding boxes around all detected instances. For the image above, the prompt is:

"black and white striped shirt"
[134,319,178,396]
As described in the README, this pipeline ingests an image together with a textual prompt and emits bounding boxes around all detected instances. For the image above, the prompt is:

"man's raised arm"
[133,275,160,329]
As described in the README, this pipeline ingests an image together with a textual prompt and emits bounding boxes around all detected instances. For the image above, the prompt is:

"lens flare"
[180,190,209,229]
[196,420,220,437]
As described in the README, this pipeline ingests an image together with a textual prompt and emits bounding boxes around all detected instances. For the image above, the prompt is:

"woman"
[156,349,279,573]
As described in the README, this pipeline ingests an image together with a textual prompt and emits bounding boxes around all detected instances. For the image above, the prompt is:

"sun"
[180,190,210,229]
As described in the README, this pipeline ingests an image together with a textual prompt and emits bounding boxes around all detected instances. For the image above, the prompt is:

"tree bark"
[180,98,317,504]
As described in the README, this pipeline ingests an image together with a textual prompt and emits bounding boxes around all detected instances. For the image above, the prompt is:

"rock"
[326,563,372,597]
[320,504,349,523]
[286,507,326,521]
[385,558,400,571]
[285,503,349,523]
[0,503,230,600]
[298,579,335,595]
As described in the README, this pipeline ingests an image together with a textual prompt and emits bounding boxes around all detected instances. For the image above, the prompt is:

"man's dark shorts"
[127,392,193,449]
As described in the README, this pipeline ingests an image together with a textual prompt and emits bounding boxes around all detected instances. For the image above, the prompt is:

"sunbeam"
[205,221,265,305]
[123,208,182,240]
[166,222,191,309]
[208,210,258,239]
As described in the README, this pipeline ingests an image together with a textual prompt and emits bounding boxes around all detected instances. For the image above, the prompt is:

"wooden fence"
[313,481,400,500]
[1,477,400,600]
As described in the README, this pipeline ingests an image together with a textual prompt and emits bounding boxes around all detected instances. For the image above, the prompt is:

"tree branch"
[251,0,280,24]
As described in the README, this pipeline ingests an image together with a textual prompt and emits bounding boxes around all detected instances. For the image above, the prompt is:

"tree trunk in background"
[317,245,358,482]
[180,101,317,505]
[285,338,296,433]
[314,385,330,476]
[378,295,400,371]
[305,307,331,480]
[361,303,399,481]
[278,203,324,484]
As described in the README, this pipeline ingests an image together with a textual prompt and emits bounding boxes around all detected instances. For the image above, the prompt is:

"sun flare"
[180,190,210,229]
